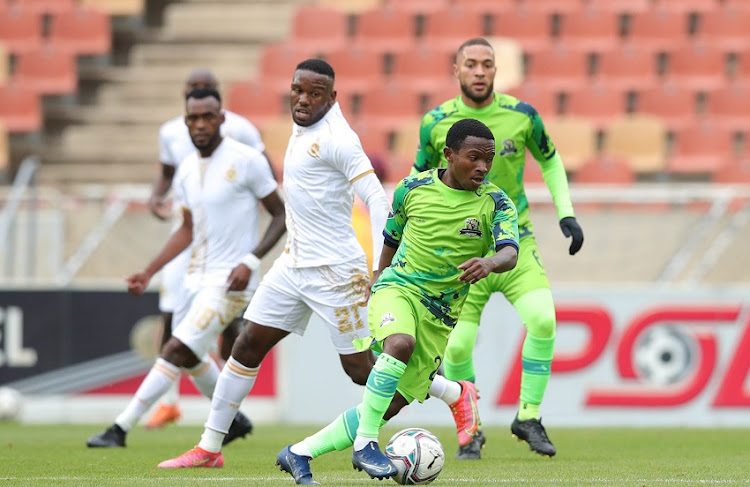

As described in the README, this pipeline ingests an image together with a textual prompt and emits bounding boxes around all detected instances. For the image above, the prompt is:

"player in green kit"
[413,37,584,459]
[276,118,519,484]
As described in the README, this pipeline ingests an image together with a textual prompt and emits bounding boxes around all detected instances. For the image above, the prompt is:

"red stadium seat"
[14,44,77,95]
[653,0,718,14]
[574,156,636,184]
[257,41,321,86]
[290,4,348,50]
[517,0,585,14]
[0,7,42,53]
[348,119,390,162]
[451,0,515,16]
[507,81,560,117]
[353,6,416,51]
[13,0,75,14]
[383,0,450,14]
[491,7,553,51]
[595,44,660,91]
[358,82,423,129]
[566,83,628,128]
[707,82,750,128]
[325,45,386,93]
[636,82,699,130]
[525,45,589,90]
[697,8,750,50]
[666,42,726,91]
[0,82,42,132]
[668,122,734,175]
[49,7,111,55]
[712,157,750,183]
[627,9,688,50]
[423,7,487,50]
[559,7,621,49]
[391,44,455,92]
[589,0,652,14]
[226,80,288,127]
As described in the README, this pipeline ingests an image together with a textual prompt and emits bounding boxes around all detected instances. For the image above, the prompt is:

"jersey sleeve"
[488,191,520,251]
[173,164,189,211]
[158,123,176,166]
[413,112,442,173]
[383,178,410,247]
[329,133,374,182]
[242,151,278,199]
[522,102,557,163]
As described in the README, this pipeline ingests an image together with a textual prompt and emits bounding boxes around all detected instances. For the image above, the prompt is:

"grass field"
[1,423,748,486]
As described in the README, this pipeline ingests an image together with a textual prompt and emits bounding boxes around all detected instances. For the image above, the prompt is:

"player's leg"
[219,317,242,361]
[144,311,184,429]
[505,236,556,456]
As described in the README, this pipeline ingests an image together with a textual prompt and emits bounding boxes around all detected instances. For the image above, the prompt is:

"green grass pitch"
[1,423,748,486]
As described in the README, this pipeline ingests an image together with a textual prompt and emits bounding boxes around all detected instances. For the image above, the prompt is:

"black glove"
[559,217,584,255]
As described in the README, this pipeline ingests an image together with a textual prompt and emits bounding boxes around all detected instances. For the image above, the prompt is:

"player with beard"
[412,37,585,460]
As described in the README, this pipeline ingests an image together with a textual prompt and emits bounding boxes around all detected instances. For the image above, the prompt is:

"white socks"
[186,359,221,398]
[429,375,461,405]
[116,358,179,431]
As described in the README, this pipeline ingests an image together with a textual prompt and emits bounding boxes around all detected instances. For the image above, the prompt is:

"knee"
[523,306,556,339]
[231,325,263,368]
[160,338,199,368]
[343,352,375,385]
[383,334,415,364]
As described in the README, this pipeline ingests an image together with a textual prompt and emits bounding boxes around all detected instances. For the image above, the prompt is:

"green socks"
[518,333,554,420]
[356,353,406,439]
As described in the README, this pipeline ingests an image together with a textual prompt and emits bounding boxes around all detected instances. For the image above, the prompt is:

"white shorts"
[172,283,253,359]
[243,257,370,355]
[158,247,190,314]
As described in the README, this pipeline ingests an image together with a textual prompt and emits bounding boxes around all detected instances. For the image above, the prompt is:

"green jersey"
[375,168,519,328]
[415,93,556,234]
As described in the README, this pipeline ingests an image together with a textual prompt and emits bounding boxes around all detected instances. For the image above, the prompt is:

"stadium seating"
[697,7,750,50]
[0,82,42,132]
[226,80,288,127]
[15,44,77,95]
[451,0,516,16]
[290,4,348,51]
[257,41,322,86]
[0,7,43,53]
[595,44,660,91]
[666,42,727,90]
[325,45,386,93]
[79,0,144,16]
[17,0,76,14]
[317,0,380,14]
[383,0,451,14]
[352,6,415,51]
[0,43,7,84]
[492,7,552,51]
[559,7,621,49]
[566,83,628,128]
[524,45,589,90]
[358,83,424,130]
[668,121,734,175]
[653,0,719,14]
[390,44,454,91]
[49,7,111,55]
[574,156,636,184]
[603,115,668,174]
[712,157,750,183]
[507,81,559,117]
[257,116,292,178]
[0,121,8,172]
[422,7,488,49]
[707,82,750,128]
[389,117,422,178]
[544,116,596,172]
[627,9,688,50]
[636,82,698,130]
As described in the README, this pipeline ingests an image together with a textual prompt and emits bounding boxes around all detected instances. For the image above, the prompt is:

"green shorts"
[366,285,453,404]
[459,234,550,324]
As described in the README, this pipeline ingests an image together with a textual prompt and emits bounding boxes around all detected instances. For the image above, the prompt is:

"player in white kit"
[146,69,272,429]
[159,60,483,474]
[86,87,286,449]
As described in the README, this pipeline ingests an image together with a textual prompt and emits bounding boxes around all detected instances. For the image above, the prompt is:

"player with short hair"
[86,87,286,448]
[145,68,274,429]
[414,37,585,459]
[277,117,519,484]
[158,59,483,471]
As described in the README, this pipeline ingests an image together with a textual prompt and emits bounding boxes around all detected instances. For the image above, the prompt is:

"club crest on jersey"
[459,218,482,237]
[380,312,396,328]
[225,166,237,182]
[308,142,321,158]
[499,138,517,156]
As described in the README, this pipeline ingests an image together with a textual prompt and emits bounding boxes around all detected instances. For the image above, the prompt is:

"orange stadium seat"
[226,80,288,126]
[291,5,348,50]
[423,7,487,49]
[383,0,451,14]
[317,0,380,14]
[666,42,726,90]
[0,120,8,172]
[544,116,596,172]
[0,43,8,84]
[566,83,627,128]
[596,44,660,91]
[697,7,750,50]
[257,41,321,85]
[491,7,553,51]
[452,0,516,16]
[0,7,42,53]
[559,7,621,49]
[627,9,688,50]
[348,119,390,162]
[653,0,718,14]
[325,45,385,93]
[389,117,422,178]
[0,82,42,132]
[14,0,76,14]
[507,81,560,117]
[636,82,699,130]
[590,0,652,14]
[49,7,111,55]
[79,0,144,16]
[525,45,589,90]
[603,115,667,174]
[353,6,416,51]
[574,156,636,184]
[668,122,734,175]
[14,44,77,95]
[712,157,750,183]
[517,0,585,14]
[723,0,750,11]
[391,44,455,92]
[736,47,750,80]
[707,82,750,128]
[358,83,423,129]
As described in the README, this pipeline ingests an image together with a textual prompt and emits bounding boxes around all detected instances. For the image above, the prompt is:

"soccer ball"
[634,326,695,385]
[0,387,22,421]
[385,428,444,485]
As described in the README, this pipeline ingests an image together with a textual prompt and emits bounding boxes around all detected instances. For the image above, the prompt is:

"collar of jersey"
[457,93,497,116]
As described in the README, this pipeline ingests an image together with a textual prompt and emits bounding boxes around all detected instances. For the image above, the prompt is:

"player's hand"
[148,195,171,221]
[457,257,492,284]
[226,264,251,291]
[125,271,151,296]
[559,216,584,255]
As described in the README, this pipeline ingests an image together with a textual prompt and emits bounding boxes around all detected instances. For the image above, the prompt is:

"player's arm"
[351,170,390,274]
[150,126,177,220]
[527,109,584,255]
[410,112,442,176]
[126,207,193,296]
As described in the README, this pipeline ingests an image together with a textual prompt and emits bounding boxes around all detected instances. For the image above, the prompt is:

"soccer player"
[86,87,286,448]
[413,37,585,459]
[145,68,274,429]
[276,118,519,485]
[158,59,481,471]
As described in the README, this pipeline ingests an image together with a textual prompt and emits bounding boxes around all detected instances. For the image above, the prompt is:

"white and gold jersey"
[281,102,375,268]
[174,137,277,288]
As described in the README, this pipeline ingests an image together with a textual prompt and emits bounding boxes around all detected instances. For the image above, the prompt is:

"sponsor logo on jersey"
[459,218,483,237]
[499,138,517,156]
[308,142,321,158]
[225,166,237,182]
[380,312,396,328]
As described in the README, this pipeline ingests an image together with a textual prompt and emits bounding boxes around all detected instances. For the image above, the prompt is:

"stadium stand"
[543,116,596,173]
[48,7,112,56]
[0,82,42,133]
[18,0,77,14]
[0,6,43,54]
[15,44,77,95]
[603,114,668,175]
[573,156,636,185]
[558,7,621,49]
